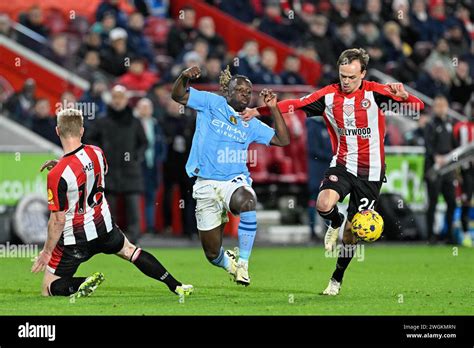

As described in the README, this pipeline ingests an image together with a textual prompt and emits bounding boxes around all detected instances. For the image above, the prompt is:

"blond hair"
[219,65,251,95]
[57,108,83,138]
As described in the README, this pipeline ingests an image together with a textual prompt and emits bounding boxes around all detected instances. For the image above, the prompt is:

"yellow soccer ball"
[351,209,384,242]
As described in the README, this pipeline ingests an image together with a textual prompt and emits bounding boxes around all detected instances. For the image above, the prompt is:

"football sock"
[318,206,344,228]
[238,211,257,262]
[332,243,356,283]
[49,277,86,296]
[308,199,316,235]
[210,247,230,271]
[130,248,181,292]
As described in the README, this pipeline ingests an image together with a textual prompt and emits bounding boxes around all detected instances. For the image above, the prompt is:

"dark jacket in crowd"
[31,116,61,146]
[86,105,148,193]
[423,115,455,173]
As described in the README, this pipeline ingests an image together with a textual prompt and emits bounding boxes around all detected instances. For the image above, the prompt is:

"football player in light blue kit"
[172,65,289,285]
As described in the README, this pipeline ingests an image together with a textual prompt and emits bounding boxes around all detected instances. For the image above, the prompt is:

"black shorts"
[47,225,125,278]
[319,166,384,221]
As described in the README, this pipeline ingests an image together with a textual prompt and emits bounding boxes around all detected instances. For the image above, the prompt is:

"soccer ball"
[351,209,384,242]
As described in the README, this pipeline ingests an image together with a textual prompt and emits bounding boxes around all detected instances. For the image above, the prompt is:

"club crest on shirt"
[47,189,53,204]
[329,175,338,182]
[229,115,238,125]
[343,104,354,116]
[361,98,371,109]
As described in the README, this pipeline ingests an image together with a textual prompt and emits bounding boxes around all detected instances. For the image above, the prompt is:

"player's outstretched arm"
[31,211,65,273]
[261,89,290,147]
[171,66,201,105]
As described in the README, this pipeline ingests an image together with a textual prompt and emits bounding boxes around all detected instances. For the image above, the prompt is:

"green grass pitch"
[0,245,473,315]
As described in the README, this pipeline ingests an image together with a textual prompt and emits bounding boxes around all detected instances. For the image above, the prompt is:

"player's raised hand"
[40,159,59,172]
[31,250,52,273]
[239,107,259,121]
[260,88,278,108]
[384,82,409,100]
[182,66,201,80]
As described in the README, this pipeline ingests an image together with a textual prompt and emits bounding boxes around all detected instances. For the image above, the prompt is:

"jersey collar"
[63,144,85,157]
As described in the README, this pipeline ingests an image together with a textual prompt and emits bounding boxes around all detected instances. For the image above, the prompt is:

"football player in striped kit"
[32,108,193,298]
[242,48,425,295]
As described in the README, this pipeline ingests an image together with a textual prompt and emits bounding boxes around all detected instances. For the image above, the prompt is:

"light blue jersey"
[185,87,275,181]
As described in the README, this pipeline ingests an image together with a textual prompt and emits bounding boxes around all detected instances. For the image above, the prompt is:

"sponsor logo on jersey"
[337,127,372,139]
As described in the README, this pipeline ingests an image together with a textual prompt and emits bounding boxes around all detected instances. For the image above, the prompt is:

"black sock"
[131,249,181,292]
[49,277,86,296]
[332,243,356,283]
[318,206,344,228]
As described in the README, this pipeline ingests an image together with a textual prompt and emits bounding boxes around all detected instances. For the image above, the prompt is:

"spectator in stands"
[116,56,158,91]
[58,91,77,112]
[135,98,166,234]
[280,55,305,85]
[218,0,256,24]
[428,0,449,42]
[404,112,429,146]
[77,30,102,59]
[332,21,357,55]
[360,0,384,29]
[77,50,101,82]
[454,3,474,42]
[5,78,36,128]
[410,0,438,42]
[161,100,197,238]
[43,33,76,70]
[444,22,470,59]
[31,99,60,146]
[166,6,198,58]
[79,77,108,128]
[450,60,474,111]
[381,21,406,64]
[87,85,148,244]
[423,38,455,79]
[330,0,352,26]
[127,12,156,68]
[254,48,282,85]
[133,0,168,18]
[19,5,49,38]
[95,0,128,28]
[305,15,336,67]
[198,55,223,84]
[236,40,261,82]
[100,28,130,77]
[0,14,16,40]
[197,16,226,60]
[416,61,451,98]
[91,11,117,46]
[257,1,296,45]
[147,81,168,122]
[306,116,332,240]
[390,0,419,48]
[192,38,209,64]
[424,95,457,244]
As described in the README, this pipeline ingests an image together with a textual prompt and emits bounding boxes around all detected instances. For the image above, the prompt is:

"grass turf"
[0,245,472,315]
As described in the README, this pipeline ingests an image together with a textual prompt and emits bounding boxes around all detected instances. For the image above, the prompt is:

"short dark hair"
[337,48,370,72]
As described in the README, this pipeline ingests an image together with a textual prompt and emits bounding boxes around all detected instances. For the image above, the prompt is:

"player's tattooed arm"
[171,66,201,105]
[261,89,290,147]
[31,211,65,273]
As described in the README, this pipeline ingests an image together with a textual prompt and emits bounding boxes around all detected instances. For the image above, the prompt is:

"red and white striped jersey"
[258,80,425,181]
[453,120,474,147]
[47,144,113,245]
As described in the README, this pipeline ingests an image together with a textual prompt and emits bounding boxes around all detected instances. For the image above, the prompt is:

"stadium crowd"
[0,0,473,240]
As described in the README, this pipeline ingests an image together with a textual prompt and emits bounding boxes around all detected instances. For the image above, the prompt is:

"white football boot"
[322,278,341,296]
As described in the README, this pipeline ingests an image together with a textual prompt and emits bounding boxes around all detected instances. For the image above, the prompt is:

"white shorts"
[192,174,251,231]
